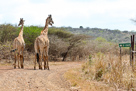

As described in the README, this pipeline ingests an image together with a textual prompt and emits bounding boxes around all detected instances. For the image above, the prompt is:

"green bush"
[95,37,107,42]
[49,28,73,38]
[23,26,42,51]
[0,24,18,42]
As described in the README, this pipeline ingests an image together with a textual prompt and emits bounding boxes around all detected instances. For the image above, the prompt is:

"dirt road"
[0,62,81,91]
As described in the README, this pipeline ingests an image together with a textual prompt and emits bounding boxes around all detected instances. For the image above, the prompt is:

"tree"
[62,34,91,61]
[79,26,83,29]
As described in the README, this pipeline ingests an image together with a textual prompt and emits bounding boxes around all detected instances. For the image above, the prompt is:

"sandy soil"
[0,62,81,91]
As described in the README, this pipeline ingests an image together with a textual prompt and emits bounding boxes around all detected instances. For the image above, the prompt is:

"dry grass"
[64,68,115,91]
[65,53,136,91]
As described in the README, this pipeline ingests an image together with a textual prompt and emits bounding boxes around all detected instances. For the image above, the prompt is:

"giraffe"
[34,15,54,70]
[11,18,25,69]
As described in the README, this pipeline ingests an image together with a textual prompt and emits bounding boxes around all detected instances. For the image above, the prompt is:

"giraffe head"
[18,18,25,26]
[47,14,54,26]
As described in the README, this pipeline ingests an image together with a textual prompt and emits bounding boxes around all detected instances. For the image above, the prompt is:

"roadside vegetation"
[0,24,134,90]
[65,54,135,91]
[0,24,91,62]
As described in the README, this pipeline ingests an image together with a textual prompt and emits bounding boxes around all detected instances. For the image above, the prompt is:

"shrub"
[22,26,42,51]
[49,28,73,38]
[0,24,18,42]
[89,54,92,63]
[62,34,91,61]
[95,69,103,81]
[82,53,134,90]
[95,37,107,42]
[0,41,12,60]
[49,35,68,58]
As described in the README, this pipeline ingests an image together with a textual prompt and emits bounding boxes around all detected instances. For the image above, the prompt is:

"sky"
[0,0,136,31]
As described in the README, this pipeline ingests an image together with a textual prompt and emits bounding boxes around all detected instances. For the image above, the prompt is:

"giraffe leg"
[18,54,20,69]
[46,47,49,70]
[14,54,16,69]
[34,54,36,70]
[40,55,43,70]
[46,56,49,70]
[38,54,41,69]
[20,55,24,69]
[39,47,44,70]
[43,55,46,70]
[44,47,48,70]
[39,54,42,70]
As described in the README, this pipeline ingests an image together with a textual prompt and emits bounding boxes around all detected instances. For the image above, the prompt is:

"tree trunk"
[62,50,68,61]
[62,45,72,61]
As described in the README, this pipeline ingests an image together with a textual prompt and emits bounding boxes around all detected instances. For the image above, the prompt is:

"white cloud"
[0,0,136,30]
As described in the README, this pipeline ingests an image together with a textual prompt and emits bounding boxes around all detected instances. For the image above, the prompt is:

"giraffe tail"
[36,53,39,63]
[10,49,17,52]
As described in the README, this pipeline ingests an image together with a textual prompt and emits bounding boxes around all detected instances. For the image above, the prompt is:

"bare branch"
[131,19,136,22]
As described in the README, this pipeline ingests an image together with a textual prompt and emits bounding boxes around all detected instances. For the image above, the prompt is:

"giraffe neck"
[41,18,49,35]
[19,24,24,37]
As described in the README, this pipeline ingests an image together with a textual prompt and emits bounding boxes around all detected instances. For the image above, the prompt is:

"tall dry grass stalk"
[83,53,136,90]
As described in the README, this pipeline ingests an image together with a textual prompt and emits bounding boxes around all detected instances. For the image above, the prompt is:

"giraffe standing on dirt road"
[11,18,25,69]
[34,15,54,70]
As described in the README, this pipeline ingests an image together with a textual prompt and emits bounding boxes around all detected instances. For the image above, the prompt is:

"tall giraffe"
[11,18,25,69]
[34,15,54,70]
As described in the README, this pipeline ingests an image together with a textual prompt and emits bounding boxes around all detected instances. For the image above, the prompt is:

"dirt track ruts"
[0,62,81,91]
